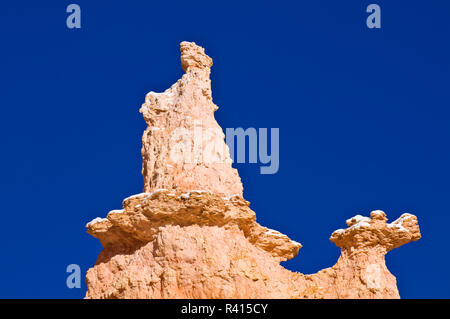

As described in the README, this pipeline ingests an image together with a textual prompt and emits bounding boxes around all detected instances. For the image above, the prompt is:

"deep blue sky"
[1,0,449,298]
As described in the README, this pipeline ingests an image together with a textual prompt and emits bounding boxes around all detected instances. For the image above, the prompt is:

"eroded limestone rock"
[85,42,421,299]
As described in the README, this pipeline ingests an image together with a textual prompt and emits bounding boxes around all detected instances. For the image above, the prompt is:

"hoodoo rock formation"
[85,42,421,299]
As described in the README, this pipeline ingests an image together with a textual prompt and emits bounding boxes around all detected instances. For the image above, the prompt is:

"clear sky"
[0,0,449,298]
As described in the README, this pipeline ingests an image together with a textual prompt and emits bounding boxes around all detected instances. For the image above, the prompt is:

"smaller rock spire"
[330,210,421,253]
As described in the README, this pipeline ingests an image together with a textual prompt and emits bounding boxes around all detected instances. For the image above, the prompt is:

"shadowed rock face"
[85,42,421,299]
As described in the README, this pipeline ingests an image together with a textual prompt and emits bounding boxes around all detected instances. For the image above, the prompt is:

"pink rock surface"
[140,41,243,197]
[85,42,421,299]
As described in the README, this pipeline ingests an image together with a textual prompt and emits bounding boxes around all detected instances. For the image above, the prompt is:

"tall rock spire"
[140,42,243,197]
[85,42,421,299]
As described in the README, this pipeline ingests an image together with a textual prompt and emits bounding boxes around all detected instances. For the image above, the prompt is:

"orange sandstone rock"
[85,42,421,299]
[140,41,242,197]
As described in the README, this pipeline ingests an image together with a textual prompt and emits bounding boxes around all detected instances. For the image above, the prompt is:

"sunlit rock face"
[85,42,421,299]
[140,41,243,197]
